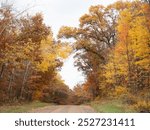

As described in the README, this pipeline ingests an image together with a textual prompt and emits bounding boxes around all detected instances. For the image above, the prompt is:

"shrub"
[115,86,127,95]
[121,94,137,105]
[134,100,150,113]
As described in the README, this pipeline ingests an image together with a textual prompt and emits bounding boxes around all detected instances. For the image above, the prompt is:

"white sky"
[9,0,117,89]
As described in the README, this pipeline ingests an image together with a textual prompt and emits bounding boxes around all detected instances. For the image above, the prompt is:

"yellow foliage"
[104,61,115,84]
[114,86,128,97]
[104,44,128,85]
[134,100,150,112]
[117,9,132,43]
[36,37,57,72]
[58,26,78,38]
[36,36,72,72]
[129,15,150,70]
[33,91,43,100]
[56,43,72,59]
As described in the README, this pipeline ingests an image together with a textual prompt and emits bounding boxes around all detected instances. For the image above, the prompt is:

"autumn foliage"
[0,1,150,112]
[0,2,71,104]
[58,0,150,112]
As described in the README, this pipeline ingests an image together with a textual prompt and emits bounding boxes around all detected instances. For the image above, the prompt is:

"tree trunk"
[8,68,15,99]
[0,63,6,79]
[125,41,132,88]
[20,61,30,99]
[112,52,118,87]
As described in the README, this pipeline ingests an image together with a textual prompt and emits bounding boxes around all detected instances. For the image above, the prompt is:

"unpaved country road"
[30,105,95,113]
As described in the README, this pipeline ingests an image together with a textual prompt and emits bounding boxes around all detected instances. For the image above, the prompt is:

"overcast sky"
[7,0,117,89]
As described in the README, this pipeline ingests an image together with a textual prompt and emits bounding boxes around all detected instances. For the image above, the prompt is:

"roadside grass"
[0,101,51,113]
[90,99,135,113]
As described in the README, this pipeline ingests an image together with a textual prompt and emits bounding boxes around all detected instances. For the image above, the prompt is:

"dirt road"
[30,105,95,113]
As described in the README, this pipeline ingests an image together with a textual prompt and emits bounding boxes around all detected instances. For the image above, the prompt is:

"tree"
[58,1,150,111]
[0,2,72,104]
[58,4,120,98]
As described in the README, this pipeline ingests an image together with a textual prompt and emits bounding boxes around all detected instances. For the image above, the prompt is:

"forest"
[0,0,150,112]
